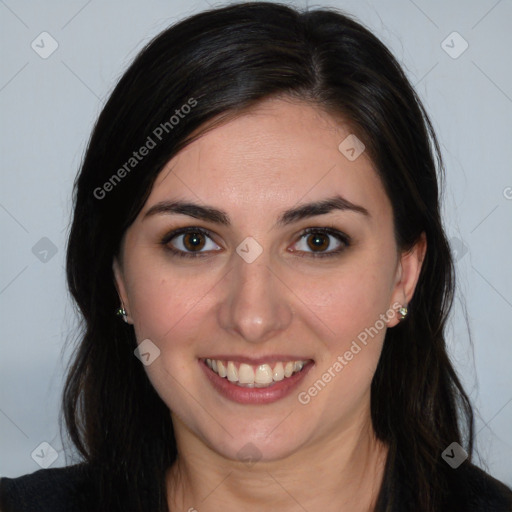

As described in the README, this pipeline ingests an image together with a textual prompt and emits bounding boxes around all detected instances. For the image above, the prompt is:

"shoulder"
[451,462,512,511]
[0,463,96,512]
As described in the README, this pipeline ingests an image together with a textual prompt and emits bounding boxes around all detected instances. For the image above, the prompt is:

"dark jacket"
[1,461,511,511]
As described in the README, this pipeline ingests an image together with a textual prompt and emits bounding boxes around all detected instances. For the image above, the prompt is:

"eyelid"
[160,226,219,258]
[293,226,350,258]
[160,226,214,246]
[160,225,351,259]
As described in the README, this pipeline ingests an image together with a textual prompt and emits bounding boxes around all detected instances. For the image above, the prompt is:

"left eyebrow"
[142,194,370,227]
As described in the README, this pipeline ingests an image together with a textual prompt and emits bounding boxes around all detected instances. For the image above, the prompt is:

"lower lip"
[200,359,314,404]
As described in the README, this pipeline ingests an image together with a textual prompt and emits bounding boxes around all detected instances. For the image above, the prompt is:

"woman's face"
[113,98,424,463]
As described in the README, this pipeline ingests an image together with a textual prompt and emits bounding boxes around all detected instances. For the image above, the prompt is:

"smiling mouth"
[202,358,312,388]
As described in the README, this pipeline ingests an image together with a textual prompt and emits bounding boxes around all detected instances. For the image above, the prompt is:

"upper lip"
[201,355,313,365]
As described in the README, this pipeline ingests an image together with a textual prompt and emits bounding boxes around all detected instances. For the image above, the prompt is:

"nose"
[217,250,294,344]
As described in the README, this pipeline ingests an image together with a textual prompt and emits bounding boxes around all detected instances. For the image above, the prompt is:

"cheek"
[297,276,389,425]
[126,266,211,412]
[126,252,216,345]
[296,264,394,345]
[293,255,394,406]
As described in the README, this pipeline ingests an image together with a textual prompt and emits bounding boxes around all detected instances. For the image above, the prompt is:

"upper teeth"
[205,358,307,387]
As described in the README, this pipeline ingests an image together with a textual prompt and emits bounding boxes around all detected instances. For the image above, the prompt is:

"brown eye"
[292,227,350,258]
[306,232,330,252]
[182,232,207,252]
[161,227,221,258]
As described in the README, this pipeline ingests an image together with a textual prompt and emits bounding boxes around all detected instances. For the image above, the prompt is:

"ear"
[387,232,427,327]
[113,257,134,324]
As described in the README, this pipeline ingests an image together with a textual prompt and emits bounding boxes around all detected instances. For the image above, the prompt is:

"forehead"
[141,98,391,225]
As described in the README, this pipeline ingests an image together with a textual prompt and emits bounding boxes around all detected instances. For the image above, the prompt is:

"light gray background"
[1,0,511,485]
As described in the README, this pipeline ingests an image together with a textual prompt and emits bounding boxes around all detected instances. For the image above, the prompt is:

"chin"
[198,419,312,465]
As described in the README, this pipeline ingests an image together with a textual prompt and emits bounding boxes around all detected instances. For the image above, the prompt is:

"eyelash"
[160,226,351,260]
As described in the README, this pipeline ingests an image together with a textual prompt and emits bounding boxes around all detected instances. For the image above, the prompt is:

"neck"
[166,413,388,512]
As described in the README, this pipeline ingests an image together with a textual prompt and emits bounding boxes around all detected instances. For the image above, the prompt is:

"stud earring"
[398,305,408,321]
[116,305,129,323]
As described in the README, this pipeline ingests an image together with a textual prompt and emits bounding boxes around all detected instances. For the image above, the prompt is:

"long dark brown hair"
[63,2,475,510]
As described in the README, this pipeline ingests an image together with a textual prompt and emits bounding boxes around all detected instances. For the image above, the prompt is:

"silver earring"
[116,306,128,323]
[398,305,408,321]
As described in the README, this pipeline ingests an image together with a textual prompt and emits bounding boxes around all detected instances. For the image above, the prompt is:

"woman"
[1,2,510,511]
